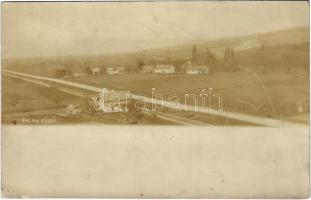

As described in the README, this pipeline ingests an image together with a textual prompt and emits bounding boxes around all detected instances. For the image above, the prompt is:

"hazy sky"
[3,1,309,58]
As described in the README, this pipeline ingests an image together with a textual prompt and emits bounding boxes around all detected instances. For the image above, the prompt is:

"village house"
[90,67,101,76]
[186,66,210,74]
[187,67,202,74]
[105,67,125,75]
[184,61,210,75]
[141,65,154,74]
[153,64,175,74]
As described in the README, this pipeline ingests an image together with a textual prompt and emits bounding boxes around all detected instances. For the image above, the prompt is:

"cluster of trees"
[191,45,217,66]
[223,47,238,71]
[85,67,95,75]
[190,44,239,73]
[224,47,234,60]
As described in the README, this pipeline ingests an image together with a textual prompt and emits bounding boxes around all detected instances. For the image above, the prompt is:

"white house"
[153,65,175,74]
[184,61,210,75]
[187,67,202,74]
[91,68,101,76]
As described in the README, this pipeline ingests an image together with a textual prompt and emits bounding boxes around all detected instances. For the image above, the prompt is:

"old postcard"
[1,1,310,198]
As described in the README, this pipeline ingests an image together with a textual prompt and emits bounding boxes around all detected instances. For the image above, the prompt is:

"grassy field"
[1,76,172,125]
[69,71,309,122]
[2,77,83,113]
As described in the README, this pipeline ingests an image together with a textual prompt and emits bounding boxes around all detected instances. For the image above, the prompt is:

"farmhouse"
[90,68,101,76]
[187,66,210,74]
[187,67,201,74]
[153,65,175,74]
[184,61,210,74]
[106,67,125,75]
[141,65,154,74]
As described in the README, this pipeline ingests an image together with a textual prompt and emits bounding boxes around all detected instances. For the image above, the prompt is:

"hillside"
[140,26,309,59]
[3,26,309,76]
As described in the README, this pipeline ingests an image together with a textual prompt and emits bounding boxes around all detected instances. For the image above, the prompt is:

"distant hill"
[3,26,309,76]
[139,26,309,59]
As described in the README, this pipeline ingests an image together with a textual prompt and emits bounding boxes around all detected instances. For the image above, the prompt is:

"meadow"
[69,71,309,122]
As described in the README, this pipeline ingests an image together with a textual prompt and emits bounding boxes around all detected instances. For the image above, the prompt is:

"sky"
[2,1,309,58]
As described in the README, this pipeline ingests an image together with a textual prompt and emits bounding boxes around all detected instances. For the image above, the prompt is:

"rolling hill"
[3,26,309,76]
[140,26,309,59]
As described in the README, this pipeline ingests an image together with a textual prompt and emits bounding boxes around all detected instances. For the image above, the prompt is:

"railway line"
[3,69,307,127]
[3,70,212,126]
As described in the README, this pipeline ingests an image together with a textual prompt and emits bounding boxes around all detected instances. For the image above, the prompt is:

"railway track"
[3,69,306,127]
[3,71,212,126]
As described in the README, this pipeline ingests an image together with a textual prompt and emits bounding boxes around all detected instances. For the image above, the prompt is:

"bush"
[54,68,73,78]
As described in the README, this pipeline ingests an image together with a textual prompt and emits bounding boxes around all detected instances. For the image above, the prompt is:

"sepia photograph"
[1,1,310,198]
